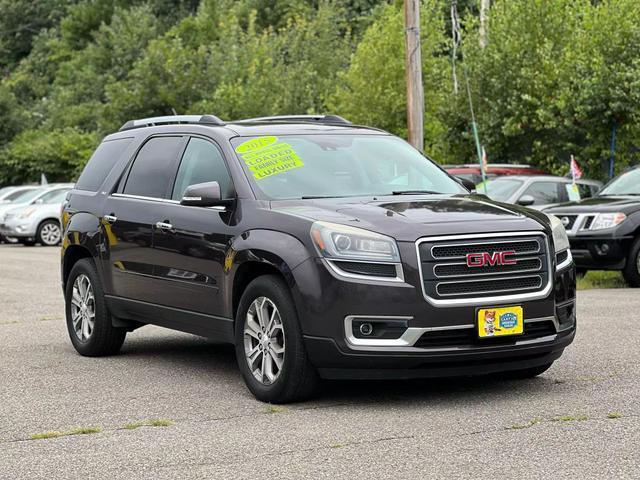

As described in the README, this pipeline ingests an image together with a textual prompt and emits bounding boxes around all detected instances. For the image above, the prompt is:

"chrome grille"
[417,233,551,305]
[431,239,540,259]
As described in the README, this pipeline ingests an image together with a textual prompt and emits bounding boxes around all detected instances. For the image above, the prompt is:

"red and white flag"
[570,155,583,181]
[481,146,488,172]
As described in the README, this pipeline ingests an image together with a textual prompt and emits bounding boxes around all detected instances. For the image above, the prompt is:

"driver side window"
[171,138,232,201]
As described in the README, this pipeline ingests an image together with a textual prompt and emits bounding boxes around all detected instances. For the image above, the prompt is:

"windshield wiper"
[391,190,441,195]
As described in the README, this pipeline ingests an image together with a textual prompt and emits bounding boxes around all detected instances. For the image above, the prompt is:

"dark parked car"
[545,166,640,286]
[61,114,576,402]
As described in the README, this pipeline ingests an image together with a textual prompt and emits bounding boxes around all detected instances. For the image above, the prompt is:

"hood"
[0,201,31,217]
[545,195,640,214]
[271,194,546,242]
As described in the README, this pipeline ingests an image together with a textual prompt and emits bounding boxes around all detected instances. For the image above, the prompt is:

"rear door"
[102,135,187,304]
[149,136,237,319]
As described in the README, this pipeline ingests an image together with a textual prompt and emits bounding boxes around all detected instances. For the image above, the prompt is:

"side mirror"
[180,181,229,207]
[35,199,44,205]
[517,194,535,206]
[456,177,476,192]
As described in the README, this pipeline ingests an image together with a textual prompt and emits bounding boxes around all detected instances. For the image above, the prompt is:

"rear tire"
[37,219,62,246]
[65,258,126,356]
[501,362,553,380]
[622,237,640,288]
[234,275,319,403]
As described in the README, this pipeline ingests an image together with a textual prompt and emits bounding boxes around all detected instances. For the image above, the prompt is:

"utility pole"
[404,0,424,151]
[479,0,490,49]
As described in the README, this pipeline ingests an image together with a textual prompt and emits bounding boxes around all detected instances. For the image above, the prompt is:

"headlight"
[590,212,626,230]
[18,208,36,219]
[547,214,570,253]
[310,221,401,263]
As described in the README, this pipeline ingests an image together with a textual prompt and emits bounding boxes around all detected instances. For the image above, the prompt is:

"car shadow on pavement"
[114,332,556,405]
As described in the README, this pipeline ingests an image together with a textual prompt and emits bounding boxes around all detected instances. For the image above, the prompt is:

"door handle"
[155,221,174,232]
[103,214,117,224]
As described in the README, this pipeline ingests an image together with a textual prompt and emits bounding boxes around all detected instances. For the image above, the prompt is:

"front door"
[149,137,237,318]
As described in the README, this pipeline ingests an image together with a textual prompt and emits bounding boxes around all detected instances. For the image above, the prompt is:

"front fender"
[223,229,313,317]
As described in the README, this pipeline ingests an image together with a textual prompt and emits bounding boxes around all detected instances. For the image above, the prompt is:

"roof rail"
[235,114,352,125]
[119,114,224,131]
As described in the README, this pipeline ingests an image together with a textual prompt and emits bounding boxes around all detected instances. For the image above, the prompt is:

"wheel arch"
[226,229,313,320]
[61,212,103,290]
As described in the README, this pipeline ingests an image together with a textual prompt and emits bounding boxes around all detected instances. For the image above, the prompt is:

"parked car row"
[0,183,73,246]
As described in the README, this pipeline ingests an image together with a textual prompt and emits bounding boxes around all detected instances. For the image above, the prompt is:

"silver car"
[478,175,603,210]
[0,185,73,246]
[0,185,40,204]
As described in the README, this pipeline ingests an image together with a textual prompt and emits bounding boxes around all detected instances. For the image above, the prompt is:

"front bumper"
[291,252,576,380]
[568,236,631,270]
[0,219,37,239]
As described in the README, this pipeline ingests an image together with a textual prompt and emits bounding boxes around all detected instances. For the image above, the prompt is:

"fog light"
[600,243,610,254]
[359,322,373,336]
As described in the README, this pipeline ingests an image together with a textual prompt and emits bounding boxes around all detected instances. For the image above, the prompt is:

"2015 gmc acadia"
[61,114,576,403]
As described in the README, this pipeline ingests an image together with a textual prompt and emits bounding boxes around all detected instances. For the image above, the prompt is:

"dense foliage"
[0,0,638,185]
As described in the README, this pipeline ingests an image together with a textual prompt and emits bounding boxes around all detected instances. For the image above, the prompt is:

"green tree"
[329,0,451,159]
[0,128,97,185]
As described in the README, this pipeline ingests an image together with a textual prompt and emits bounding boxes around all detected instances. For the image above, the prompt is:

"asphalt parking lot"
[0,244,638,479]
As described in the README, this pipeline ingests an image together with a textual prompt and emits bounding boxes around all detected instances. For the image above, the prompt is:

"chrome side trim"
[110,193,227,211]
[326,259,404,283]
[415,231,552,307]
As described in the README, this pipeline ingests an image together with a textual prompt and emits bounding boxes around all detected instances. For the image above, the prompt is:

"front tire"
[37,219,62,246]
[622,237,640,287]
[235,275,319,403]
[65,259,126,356]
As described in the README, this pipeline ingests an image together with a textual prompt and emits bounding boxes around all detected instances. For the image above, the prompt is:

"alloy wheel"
[40,223,62,245]
[70,274,95,342]
[243,296,285,385]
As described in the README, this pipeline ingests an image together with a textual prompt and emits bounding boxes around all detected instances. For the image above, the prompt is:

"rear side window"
[123,136,184,199]
[171,138,232,200]
[76,138,133,192]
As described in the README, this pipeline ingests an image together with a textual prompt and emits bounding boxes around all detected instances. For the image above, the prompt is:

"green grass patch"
[553,414,588,422]
[607,412,623,419]
[264,405,287,414]
[330,443,345,449]
[123,419,173,429]
[69,426,102,435]
[30,431,64,440]
[577,271,627,290]
[30,426,101,440]
[509,418,540,430]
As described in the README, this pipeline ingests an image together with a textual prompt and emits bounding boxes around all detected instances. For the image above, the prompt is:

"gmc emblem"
[466,250,517,267]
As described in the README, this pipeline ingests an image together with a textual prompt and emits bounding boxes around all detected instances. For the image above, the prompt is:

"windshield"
[478,178,524,201]
[231,135,465,200]
[599,169,640,196]
[10,188,45,204]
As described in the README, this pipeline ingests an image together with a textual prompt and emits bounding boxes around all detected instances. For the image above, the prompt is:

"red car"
[443,164,548,185]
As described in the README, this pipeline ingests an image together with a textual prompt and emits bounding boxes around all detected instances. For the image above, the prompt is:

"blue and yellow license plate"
[477,306,523,338]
